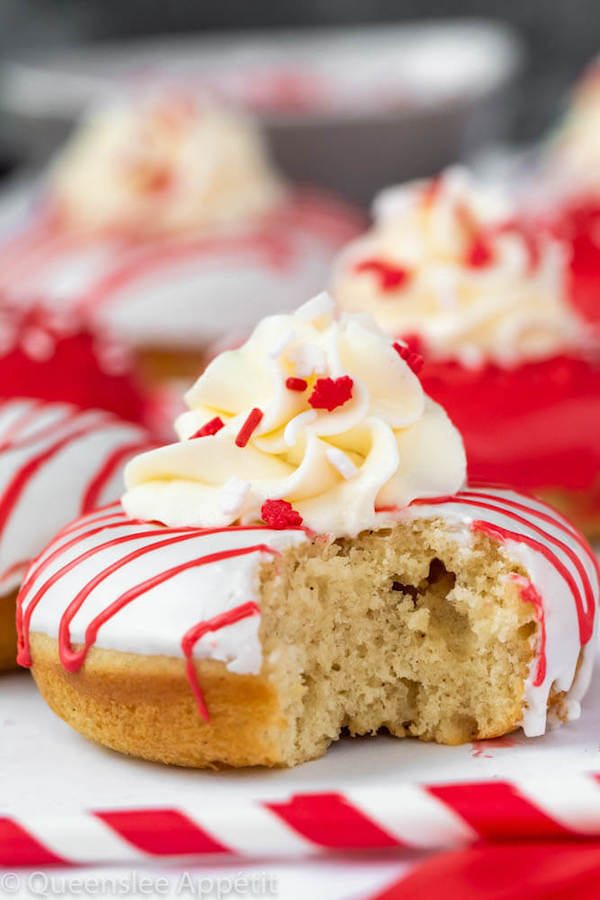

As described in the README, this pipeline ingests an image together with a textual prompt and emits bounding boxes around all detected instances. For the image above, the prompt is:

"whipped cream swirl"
[547,60,600,194]
[332,167,584,368]
[123,294,466,537]
[48,93,285,236]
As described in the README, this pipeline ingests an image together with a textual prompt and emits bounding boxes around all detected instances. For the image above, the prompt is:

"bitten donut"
[0,302,151,670]
[17,298,599,766]
[331,167,600,537]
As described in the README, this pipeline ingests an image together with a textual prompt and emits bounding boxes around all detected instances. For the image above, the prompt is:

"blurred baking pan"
[0,19,524,204]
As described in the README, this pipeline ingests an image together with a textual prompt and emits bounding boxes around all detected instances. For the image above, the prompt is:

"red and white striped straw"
[4,775,600,867]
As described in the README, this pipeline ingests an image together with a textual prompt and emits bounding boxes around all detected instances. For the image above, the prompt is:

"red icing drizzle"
[511,575,546,685]
[1,402,82,453]
[0,419,114,544]
[16,509,304,719]
[51,500,122,541]
[0,399,45,451]
[0,404,152,586]
[181,601,260,721]
[354,258,411,292]
[56,543,276,684]
[73,231,296,318]
[0,558,33,588]
[80,440,152,514]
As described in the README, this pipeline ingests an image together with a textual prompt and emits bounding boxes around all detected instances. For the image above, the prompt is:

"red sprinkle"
[393,342,424,375]
[422,173,443,206]
[308,376,354,411]
[190,417,224,439]
[143,166,174,194]
[354,258,411,292]
[286,377,308,392]
[261,499,303,529]
[400,332,425,355]
[466,235,494,268]
[235,408,263,448]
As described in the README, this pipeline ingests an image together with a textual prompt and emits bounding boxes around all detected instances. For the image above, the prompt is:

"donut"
[0,301,151,669]
[331,167,600,536]
[0,401,150,669]
[0,94,363,393]
[18,485,599,767]
[17,297,599,766]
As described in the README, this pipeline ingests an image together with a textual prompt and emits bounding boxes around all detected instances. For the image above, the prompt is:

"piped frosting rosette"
[332,167,585,368]
[123,293,466,537]
[546,59,600,196]
[48,92,286,237]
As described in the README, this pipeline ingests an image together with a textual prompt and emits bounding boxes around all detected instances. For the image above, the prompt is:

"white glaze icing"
[0,399,150,595]
[19,485,598,737]
[20,503,307,672]
[401,486,600,736]
[0,192,361,349]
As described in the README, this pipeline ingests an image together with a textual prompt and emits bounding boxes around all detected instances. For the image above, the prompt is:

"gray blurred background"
[0,0,595,201]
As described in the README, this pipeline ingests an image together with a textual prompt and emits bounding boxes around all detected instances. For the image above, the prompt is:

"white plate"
[2,649,600,816]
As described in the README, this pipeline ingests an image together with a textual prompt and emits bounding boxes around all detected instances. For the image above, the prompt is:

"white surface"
[3,609,600,899]
[2,647,600,816]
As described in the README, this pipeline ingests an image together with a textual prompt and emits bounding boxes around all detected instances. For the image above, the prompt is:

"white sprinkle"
[456,344,484,370]
[294,292,334,323]
[21,327,55,362]
[373,184,418,222]
[325,447,359,480]
[268,329,295,359]
[284,409,317,447]
[288,343,327,378]
[430,266,458,311]
[95,340,131,375]
[440,164,471,200]
[220,477,251,516]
